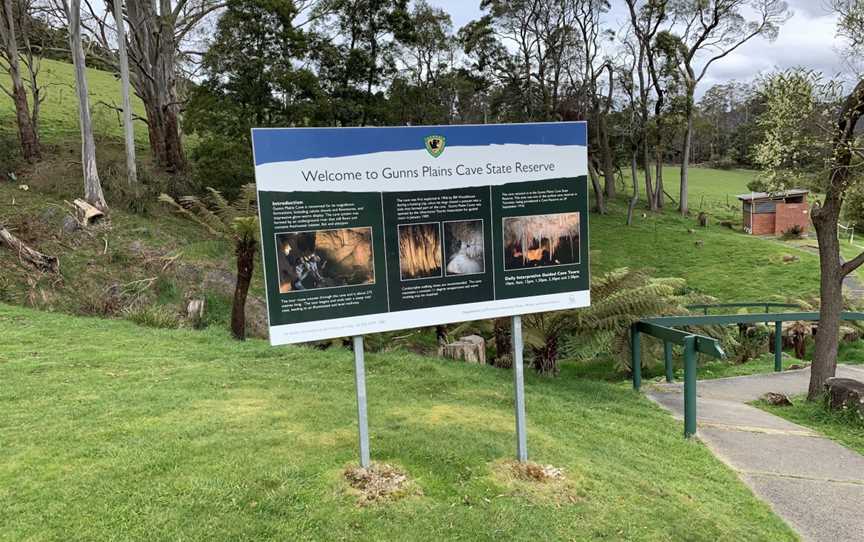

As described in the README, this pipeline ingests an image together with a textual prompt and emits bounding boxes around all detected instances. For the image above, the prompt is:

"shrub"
[189,135,255,200]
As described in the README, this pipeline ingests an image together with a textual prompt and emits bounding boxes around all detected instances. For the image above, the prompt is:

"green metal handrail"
[631,310,864,439]
[686,302,802,315]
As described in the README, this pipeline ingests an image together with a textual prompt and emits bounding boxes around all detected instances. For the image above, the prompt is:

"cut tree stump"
[0,226,59,273]
[441,335,486,364]
[824,377,864,418]
[186,298,206,328]
[72,199,104,225]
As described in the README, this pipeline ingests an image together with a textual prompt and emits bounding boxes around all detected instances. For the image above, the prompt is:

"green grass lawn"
[0,58,148,145]
[757,395,864,456]
[0,303,797,541]
[592,172,821,302]
[619,165,755,217]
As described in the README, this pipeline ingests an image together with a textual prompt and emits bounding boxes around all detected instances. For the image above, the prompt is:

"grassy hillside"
[0,59,825,355]
[0,303,797,541]
[0,58,148,145]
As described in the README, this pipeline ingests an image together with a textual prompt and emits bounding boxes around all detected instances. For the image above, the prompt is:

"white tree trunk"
[679,109,693,216]
[113,0,137,185]
[67,0,107,210]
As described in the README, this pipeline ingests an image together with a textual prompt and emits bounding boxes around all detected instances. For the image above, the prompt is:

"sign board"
[252,122,590,345]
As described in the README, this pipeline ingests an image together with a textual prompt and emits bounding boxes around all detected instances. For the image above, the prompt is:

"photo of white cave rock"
[276,227,375,293]
[503,212,580,270]
[398,223,442,280]
[444,220,485,276]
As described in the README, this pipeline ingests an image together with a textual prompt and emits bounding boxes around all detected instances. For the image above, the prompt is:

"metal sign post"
[352,335,371,468]
[511,315,528,462]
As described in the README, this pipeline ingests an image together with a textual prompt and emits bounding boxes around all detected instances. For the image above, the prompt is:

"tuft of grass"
[122,304,181,329]
[0,303,798,541]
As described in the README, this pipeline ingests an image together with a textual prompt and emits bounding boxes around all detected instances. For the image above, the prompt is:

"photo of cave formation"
[398,223,443,280]
[276,227,375,293]
[502,212,580,270]
[444,220,485,276]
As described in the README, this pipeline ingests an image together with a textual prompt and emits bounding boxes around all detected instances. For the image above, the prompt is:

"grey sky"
[426,0,847,98]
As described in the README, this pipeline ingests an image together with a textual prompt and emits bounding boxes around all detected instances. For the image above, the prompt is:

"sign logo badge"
[424,135,446,158]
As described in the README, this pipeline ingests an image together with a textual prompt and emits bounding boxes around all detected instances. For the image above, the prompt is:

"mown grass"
[757,395,864,456]
[0,303,797,541]
[619,165,755,218]
[0,58,148,145]
[593,167,821,302]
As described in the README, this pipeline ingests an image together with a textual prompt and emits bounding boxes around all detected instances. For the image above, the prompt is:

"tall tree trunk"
[626,151,639,226]
[807,78,864,399]
[11,81,40,162]
[68,0,107,210]
[113,0,137,185]
[643,145,656,211]
[1,0,40,162]
[810,199,843,399]
[654,156,664,209]
[680,102,694,215]
[231,238,256,340]
[589,160,606,214]
[599,113,616,199]
[125,0,186,173]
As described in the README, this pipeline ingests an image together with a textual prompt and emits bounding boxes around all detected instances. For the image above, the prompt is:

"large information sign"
[252,122,589,345]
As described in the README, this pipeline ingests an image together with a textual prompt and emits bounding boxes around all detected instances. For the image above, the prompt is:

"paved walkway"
[646,365,864,542]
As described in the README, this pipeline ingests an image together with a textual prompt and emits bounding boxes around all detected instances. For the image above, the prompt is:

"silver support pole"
[511,315,528,462]
[352,335,371,468]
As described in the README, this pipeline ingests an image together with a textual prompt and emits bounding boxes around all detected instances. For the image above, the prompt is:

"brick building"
[737,189,810,236]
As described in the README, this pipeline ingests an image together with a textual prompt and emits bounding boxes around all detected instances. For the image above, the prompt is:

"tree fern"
[160,186,259,340]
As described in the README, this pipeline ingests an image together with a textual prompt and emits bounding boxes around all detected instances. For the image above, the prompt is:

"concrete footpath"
[647,365,864,542]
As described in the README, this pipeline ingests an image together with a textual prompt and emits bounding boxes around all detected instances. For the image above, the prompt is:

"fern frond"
[159,193,225,236]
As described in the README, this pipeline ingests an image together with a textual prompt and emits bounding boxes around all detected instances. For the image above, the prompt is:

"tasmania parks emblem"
[424,135,446,158]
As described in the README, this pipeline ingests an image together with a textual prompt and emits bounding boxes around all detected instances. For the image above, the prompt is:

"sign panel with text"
[252,123,590,345]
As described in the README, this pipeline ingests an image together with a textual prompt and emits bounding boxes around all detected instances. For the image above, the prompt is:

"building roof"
[736,189,809,202]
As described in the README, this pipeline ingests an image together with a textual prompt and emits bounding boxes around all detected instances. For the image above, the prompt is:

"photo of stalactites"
[276,227,375,293]
[398,222,442,280]
[503,212,580,270]
[444,220,485,276]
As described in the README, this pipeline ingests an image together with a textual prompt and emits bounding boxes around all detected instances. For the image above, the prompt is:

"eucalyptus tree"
[806,1,864,399]
[572,0,616,201]
[480,0,543,121]
[751,0,864,398]
[0,0,43,162]
[623,0,664,211]
[80,0,227,173]
[663,0,789,215]
[110,0,136,185]
[56,0,107,209]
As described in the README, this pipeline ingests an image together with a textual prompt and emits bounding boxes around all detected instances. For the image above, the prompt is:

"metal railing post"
[664,341,674,382]
[631,324,641,391]
[684,335,697,438]
[774,321,783,372]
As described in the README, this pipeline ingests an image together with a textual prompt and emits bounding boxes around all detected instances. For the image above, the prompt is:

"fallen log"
[72,198,104,225]
[0,226,59,273]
